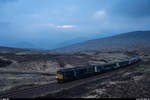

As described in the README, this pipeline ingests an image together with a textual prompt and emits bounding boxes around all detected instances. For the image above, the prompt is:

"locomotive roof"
[118,59,129,62]
[57,56,140,73]
[93,61,118,66]
[58,65,89,72]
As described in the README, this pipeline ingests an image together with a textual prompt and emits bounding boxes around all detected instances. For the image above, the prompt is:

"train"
[56,56,141,83]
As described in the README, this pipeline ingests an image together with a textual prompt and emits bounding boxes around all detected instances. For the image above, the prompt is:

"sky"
[0,0,150,49]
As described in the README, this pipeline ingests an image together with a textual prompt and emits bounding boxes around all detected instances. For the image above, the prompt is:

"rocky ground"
[0,47,150,98]
[44,49,150,98]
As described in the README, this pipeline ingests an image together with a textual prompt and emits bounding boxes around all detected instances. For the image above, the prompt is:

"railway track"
[0,62,140,98]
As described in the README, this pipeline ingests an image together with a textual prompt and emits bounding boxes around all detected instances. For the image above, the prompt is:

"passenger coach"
[56,56,141,83]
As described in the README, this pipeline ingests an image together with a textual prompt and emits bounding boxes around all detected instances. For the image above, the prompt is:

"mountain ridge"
[54,30,150,53]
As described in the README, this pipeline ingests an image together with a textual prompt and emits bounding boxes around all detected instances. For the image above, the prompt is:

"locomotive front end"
[56,71,64,83]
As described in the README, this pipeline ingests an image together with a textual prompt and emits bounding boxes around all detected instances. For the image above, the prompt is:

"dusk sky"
[0,0,150,49]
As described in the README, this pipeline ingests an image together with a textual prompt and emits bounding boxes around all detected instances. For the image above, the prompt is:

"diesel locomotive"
[56,56,141,83]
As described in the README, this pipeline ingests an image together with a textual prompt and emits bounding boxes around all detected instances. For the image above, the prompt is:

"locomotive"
[56,56,141,83]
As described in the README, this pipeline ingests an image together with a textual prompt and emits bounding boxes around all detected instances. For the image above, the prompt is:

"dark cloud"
[109,0,150,18]
[0,0,17,3]
[0,0,17,6]
[0,0,150,49]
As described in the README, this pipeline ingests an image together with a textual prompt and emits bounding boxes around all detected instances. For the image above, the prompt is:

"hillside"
[55,31,150,53]
[0,44,150,98]
[0,45,132,93]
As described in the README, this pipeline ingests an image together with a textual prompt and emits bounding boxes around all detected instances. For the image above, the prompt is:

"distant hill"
[0,46,30,53]
[0,46,58,54]
[0,41,37,50]
[14,42,36,49]
[55,31,150,53]
[55,33,113,48]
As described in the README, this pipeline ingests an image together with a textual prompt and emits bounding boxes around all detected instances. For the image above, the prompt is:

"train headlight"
[56,74,63,79]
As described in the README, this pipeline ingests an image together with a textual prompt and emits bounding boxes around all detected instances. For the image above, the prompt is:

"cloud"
[0,0,17,7]
[1,0,150,48]
[56,25,75,29]
[48,24,76,29]
[0,0,17,4]
[93,10,106,19]
[109,0,150,18]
